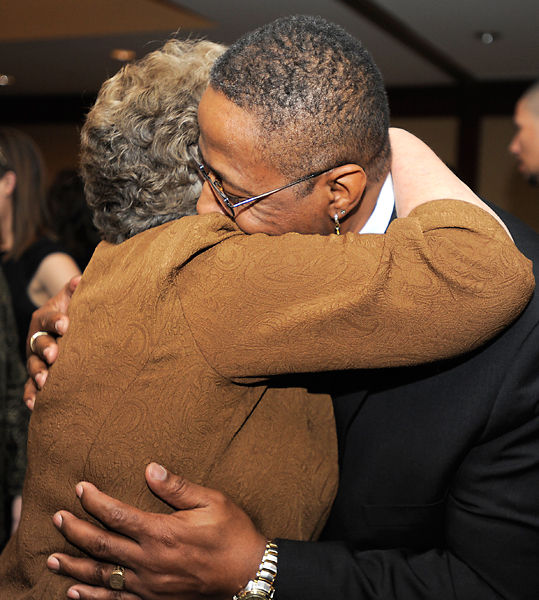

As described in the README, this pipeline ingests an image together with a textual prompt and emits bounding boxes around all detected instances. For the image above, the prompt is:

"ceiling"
[0,0,537,97]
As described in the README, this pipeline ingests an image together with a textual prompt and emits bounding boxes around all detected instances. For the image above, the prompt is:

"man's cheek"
[196,186,227,215]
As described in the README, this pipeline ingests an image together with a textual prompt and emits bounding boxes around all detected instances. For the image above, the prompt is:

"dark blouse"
[1,238,65,362]
[0,268,27,550]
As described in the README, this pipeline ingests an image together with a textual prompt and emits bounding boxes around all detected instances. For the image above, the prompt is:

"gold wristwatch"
[233,541,278,600]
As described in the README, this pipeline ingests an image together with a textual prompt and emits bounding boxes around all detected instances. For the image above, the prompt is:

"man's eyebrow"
[199,150,254,197]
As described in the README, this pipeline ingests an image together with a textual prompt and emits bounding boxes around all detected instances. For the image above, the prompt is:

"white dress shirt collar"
[359,173,395,235]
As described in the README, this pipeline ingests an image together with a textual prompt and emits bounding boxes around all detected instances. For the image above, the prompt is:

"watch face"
[235,589,272,600]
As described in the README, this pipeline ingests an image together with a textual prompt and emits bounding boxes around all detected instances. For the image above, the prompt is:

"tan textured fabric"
[0,200,534,598]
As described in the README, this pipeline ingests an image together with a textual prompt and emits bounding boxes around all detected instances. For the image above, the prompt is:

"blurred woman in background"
[46,169,100,271]
[0,128,80,361]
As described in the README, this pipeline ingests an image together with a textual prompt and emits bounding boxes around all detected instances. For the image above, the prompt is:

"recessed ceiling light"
[0,74,15,86]
[110,49,136,62]
[475,31,501,45]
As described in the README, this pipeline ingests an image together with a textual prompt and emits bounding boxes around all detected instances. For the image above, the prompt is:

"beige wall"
[390,116,459,169]
[391,116,538,232]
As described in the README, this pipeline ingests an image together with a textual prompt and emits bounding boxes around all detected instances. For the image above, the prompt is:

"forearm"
[188,200,534,378]
[275,540,510,600]
[276,346,539,600]
[389,128,508,233]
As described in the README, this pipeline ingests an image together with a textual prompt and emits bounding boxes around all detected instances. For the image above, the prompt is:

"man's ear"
[0,170,17,196]
[324,164,367,218]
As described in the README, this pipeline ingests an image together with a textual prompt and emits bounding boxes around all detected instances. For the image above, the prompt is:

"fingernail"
[53,512,63,528]
[67,589,80,599]
[25,398,35,411]
[149,462,167,481]
[75,483,84,498]
[55,318,67,334]
[47,555,60,571]
[43,347,54,363]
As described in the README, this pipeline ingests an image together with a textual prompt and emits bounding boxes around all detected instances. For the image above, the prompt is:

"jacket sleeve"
[275,323,539,600]
[182,200,534,379]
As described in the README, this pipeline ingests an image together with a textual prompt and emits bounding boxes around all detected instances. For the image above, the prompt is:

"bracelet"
[233,540,278,600]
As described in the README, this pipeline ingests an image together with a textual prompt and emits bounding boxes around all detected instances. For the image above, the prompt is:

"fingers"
[28,332,59,364]
[51,472,265,600]
[26,353,50,391]
[145,463,214,511]
[66,274,82,296]
[25,313,64,389]
[11,495,22,534]
[24,277,79,405]
[47,554,141,600]
[26,306,68,393]
[72,482,152,542]
[26,314,66,359]
[23,377,38,410]
[25,276,78,360]
[28,302,69,341]
[66,585,141,600]
[52,508,140,566]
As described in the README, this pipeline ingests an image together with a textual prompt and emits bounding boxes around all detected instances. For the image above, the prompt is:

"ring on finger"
[110,565,126,590]
[29,331,49,354]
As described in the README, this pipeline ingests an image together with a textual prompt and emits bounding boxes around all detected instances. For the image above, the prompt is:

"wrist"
[233,540,278,600]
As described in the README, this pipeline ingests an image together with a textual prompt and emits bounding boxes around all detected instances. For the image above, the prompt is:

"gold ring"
[29,331,49,354]
[109,565,126,590]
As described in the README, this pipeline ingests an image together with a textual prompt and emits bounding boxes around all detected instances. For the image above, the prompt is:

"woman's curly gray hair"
[80,39,226,243]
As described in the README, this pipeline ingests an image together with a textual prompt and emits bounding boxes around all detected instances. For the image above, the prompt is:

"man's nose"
[196,181,228,216]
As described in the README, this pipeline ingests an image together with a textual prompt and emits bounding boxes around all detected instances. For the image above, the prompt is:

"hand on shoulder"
[24,275,80,410]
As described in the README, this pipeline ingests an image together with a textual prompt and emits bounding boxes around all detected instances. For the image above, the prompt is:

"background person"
[23,17,538,600]
[0,128,81,362]
[509,80,539,186]
[46,169,101,271]
[0,268,27,551]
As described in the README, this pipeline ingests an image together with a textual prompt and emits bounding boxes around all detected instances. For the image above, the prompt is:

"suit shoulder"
[489,203,539,262]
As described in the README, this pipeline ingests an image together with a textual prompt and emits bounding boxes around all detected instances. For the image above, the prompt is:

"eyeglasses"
[194,157,339,217]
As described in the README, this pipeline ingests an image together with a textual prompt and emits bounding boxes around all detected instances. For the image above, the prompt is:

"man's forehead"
[198,87,266,170]
[198,87,281,194]
[515,100,532,124]
[199,87,255,142]
[197,87,222,147]
[523,89,539,117]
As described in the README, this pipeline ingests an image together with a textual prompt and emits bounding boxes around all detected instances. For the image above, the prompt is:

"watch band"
[233,540,278,600]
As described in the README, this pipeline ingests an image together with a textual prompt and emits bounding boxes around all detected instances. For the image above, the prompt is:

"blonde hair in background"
[81,38,226,243]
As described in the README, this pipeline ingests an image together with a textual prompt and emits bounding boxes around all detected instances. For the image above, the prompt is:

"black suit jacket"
[276,206,539,599]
